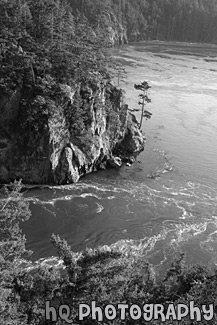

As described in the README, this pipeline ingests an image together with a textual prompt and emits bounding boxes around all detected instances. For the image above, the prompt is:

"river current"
[21,41,217,275]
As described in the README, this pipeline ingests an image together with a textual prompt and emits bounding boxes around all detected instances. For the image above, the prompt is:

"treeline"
[72,0,217,44]
[1,0,217,103]
[0,0,111,95]
[130,0,217,43]
[0,0,122,157]
[1,0,217,99]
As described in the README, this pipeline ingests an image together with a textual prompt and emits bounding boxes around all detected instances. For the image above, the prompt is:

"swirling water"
[21,41,217,274]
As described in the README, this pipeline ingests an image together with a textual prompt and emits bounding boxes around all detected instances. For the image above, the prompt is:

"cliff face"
[99,12,128,45]
[0,82,145,185]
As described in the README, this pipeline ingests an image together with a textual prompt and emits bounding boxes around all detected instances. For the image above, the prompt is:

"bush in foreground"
[0,184,216,324]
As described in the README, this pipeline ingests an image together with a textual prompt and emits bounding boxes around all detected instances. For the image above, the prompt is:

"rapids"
[21,41,217,275]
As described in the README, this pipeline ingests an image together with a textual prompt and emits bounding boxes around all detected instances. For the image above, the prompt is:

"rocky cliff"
[0,81,145,185]
[100,12,128,45]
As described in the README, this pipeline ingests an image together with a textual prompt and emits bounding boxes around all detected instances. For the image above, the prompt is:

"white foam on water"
[26,197,40,203]
[200,224,217,252]
[170,222,208,247]
[175,202,194,219]
[108,227,170,259]
[80,193,101,199]
[95,203,104,214]
[16,256,65,271]
[27,192,102,206]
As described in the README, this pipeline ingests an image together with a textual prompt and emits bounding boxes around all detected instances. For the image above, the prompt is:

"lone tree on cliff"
[134,81,152,129]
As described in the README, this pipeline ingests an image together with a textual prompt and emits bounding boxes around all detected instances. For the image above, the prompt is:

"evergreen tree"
[134,81,152,129]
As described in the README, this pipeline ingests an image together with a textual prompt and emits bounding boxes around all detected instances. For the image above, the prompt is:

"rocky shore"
[0,82,145,185]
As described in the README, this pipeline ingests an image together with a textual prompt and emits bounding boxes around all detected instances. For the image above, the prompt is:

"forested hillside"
[0,0,111,95]
[73,0,217,44]
[125,0,217,43]
[0,0,146,184]
[1,0,217,97]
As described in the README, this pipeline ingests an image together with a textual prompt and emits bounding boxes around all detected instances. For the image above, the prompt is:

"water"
[21,41,217,274]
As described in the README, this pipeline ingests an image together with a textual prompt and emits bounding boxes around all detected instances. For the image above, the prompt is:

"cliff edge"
[0,80,145,185]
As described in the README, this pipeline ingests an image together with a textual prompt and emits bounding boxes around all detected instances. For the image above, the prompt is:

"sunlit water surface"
[20,41,217,274]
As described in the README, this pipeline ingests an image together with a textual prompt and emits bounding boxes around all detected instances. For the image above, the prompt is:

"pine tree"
[134,81,152,129]
[0,181,31,325]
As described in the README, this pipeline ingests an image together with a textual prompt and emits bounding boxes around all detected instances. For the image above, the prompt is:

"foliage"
[134,81,152,129]
[0,181,31,324]
[0,181,31,261]
[10,236,217,324]
[2,0,217,161]
[1,185,217,324]
[0,0,114,153]
[69,0,217,44]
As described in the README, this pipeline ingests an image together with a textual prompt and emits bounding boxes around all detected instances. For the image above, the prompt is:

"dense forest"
[1,0,217,153]
[125,0,217,43]
[0,0,113,100]
[0,0,132,185]
[1,0,217,103]
[70,0,217,44]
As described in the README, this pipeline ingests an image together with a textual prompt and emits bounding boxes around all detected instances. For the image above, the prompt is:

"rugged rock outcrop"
[0,82,145,185]
[114,112,145,158]
[100,12,128,45]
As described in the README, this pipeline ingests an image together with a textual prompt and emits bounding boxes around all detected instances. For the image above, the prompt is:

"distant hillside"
[74,0,217,44]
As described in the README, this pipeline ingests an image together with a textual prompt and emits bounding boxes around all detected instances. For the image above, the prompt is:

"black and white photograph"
[1,0,217,324]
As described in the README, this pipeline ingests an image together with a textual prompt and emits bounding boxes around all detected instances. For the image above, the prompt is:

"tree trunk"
[139,89,146,129]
